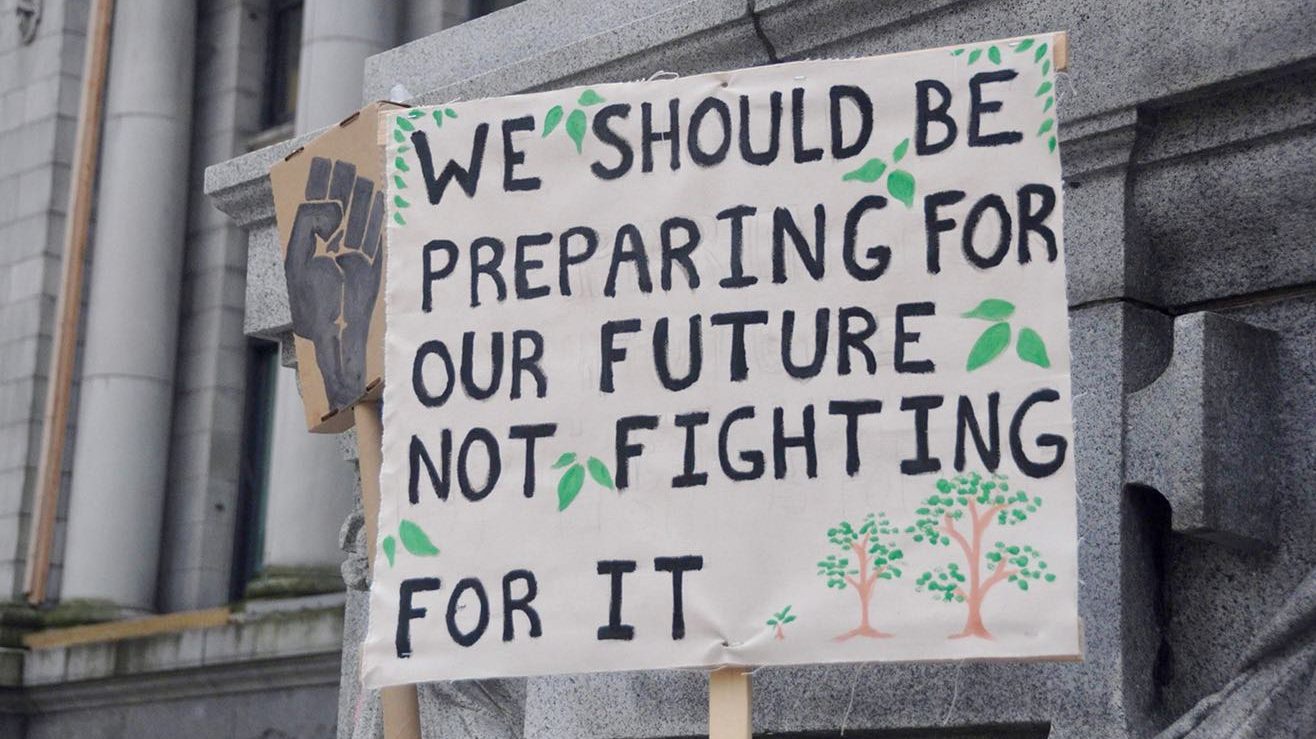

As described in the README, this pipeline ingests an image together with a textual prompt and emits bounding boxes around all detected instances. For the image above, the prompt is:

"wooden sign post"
[710,668,753,738]
[356,400,422,739]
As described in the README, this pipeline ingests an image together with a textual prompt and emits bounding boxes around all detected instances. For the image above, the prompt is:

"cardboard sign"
[365,34,1080,687]
[270,101,404,433]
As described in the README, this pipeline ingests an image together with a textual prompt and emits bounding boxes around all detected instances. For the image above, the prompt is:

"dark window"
[263,0,303,128]
[470,0,525,20]
[231,339,279,601]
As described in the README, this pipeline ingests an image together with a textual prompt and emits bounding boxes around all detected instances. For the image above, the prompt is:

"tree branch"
[981,562,1017,595]
[942,514,973,560]
[844,575,861,589]
[974,503,1006,535]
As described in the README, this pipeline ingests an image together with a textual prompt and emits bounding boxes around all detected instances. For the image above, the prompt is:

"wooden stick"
[1053,31,1069,72]
[709,667,752,738]
[24,0,116,605]
[355,401,421,739]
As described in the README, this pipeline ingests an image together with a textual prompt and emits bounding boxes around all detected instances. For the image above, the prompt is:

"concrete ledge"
[22,606,230,650]
[19,604,343,693]
[1126,311,1281,550]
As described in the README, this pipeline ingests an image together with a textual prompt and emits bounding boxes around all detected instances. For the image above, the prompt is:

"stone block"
[364,0,750,102]
[1126,312,1280,550]
[22,644,66,686]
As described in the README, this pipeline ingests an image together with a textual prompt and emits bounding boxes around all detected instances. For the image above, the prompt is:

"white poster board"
[365,33,1080,687]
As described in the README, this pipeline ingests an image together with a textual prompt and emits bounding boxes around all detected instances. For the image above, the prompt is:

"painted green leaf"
[1016,327,1051,368]
[394,195,410,208]
[892,137,910,163]
[1043,96,1055,113]
[393,129,405,143]
[767,618,778,626]
[962,298,1015,321]
[1015,38,1035,52]
[968,49,982,65]
[393,212,405,225]
[1038,118,1054,136]
[842,155,884,181]
[399,519,440,556]
[967,323,1011,371]
[566,109,587,153]
[951,48,965,56]
[577,89,606,106]
[396,116,415,132]
[394,156,410,172]
[551,452,577,469]
[407,109,425,119]
[886,169,915,208]
[1036,81,1053,97]
[382,536,396,567]
[1048,136,1057,153]
[444,108,458,119]
[558,464,586,511]
[842,157,886,183]
[432,109,444,128]
[393,174,407,190]
[783,615,796,623]
[543,105,564,136]
[1035,42,1048,62]
[587,457,615,490]
[397,145,410,154]
[988,45,1001,64]
[1042,59,1051,76]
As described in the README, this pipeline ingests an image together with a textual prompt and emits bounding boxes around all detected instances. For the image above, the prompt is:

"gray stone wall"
[0,0,86,602]
[157,0,267,613]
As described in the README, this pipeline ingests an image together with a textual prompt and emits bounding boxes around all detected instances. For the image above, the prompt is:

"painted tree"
[817,513,904,640]
[907,472,1055,639]
[765,605,796,640]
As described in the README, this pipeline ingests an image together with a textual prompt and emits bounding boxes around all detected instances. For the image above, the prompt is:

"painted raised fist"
[285,156,385,409]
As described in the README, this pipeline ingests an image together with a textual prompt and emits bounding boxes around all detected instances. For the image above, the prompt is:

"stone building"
[1,0,1314,737]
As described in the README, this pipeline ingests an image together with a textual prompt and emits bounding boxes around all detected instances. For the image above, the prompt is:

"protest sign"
[270,101,403,433]
[364,33,1079,687]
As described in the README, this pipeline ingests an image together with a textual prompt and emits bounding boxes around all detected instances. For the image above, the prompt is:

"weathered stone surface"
[1126,312,1280,549]
[1156,564,1316,739]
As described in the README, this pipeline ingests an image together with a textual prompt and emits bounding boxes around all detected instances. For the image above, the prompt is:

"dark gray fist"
[285,156,385,409]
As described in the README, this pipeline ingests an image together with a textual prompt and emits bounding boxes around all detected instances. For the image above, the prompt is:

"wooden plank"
[355,401,422,739]
[1053,31,1069,72]
[709,668,752,738]
[24,0,116,605]
[23,607,230,650]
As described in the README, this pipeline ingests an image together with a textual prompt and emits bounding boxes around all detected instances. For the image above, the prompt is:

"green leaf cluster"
[766,604,797,627]
[817,513,905,589]
[553,451,615,511]
[542,89,605,153]
[381,519,440,567]
[961,299,1052,371]
[904,471,1039,542]
[987,542,1055,590]
[841,138,916,208]
[914,564,967,602]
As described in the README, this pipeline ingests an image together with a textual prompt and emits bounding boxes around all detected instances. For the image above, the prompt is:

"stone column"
[248,366,358,597]
[250,0,397,599]
[60,0,197,615]
[295,0,399,133]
